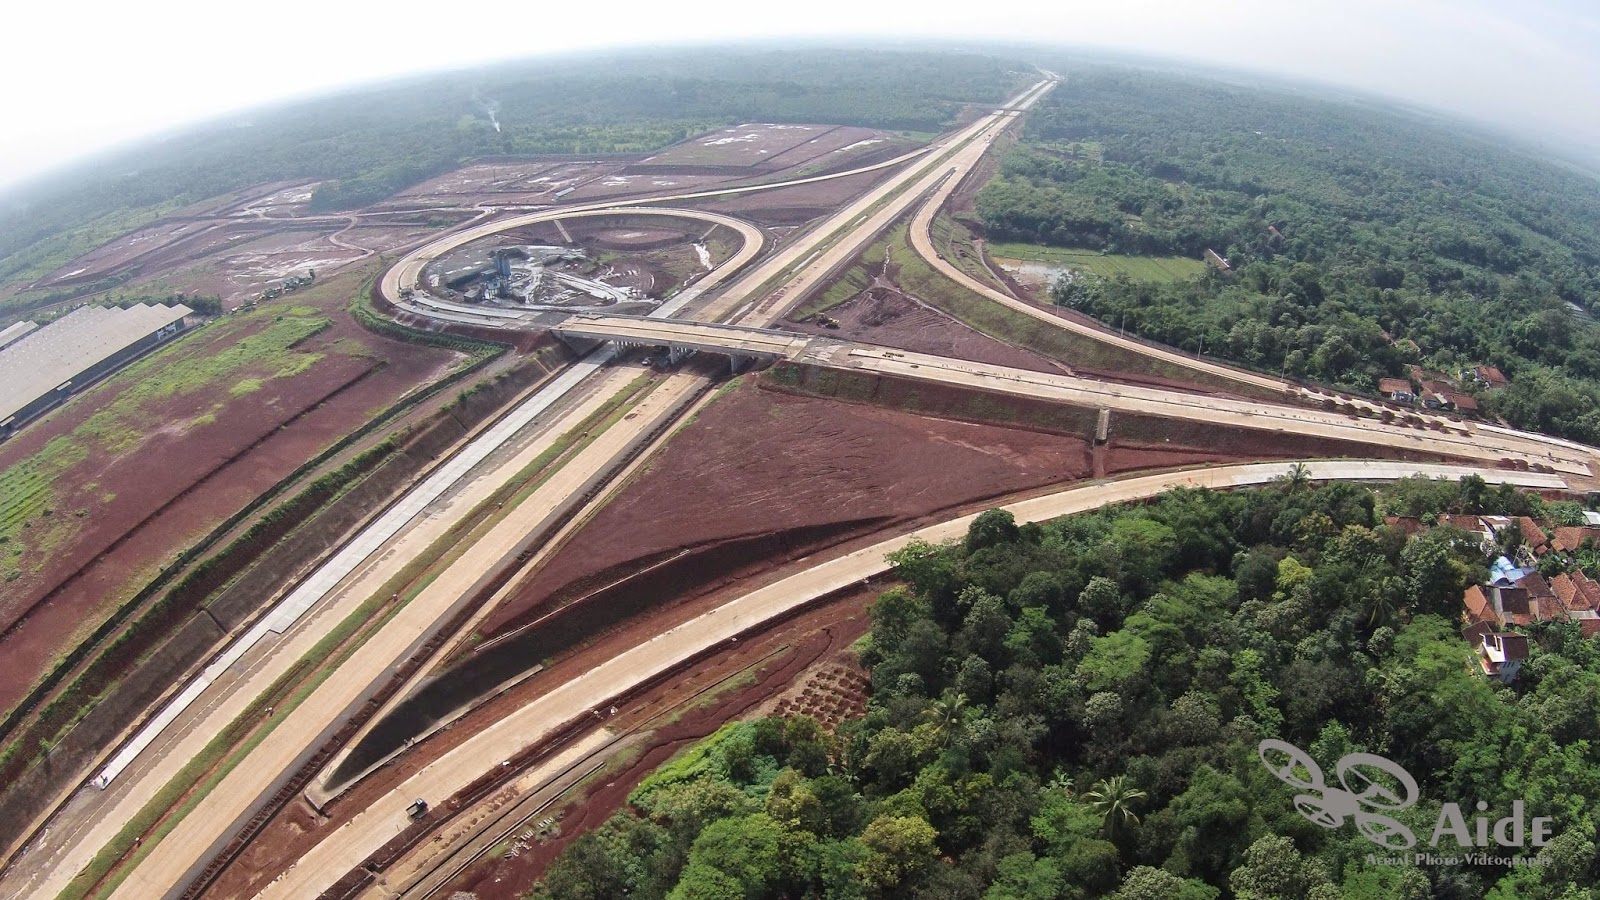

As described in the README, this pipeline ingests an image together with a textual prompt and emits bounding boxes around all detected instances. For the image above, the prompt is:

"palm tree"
[1277,462,1312,494]
[1365,576,1403,629]
[1047,769,1075,795]
[924,693,968,746]
[1086,775,1147,839]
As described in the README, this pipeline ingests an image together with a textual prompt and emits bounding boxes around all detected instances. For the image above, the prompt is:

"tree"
[1113,866,1220,900]
[1364,575,1404,630]
[669,813,787,900]
[1078,575,1126,626]
[1276,462,1312,494]
[857,815,938,890]
[1085,775,1147,840]
[1229,835,1337,900]
[536,813,669,900]
[985,852,1065,900]
[1400,532,1476,616]
[968,509,1021,552]
[924,692,969,747]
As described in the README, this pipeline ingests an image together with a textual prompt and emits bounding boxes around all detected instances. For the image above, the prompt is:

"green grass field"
[987,242,1208,281]
[875,225,1276,398]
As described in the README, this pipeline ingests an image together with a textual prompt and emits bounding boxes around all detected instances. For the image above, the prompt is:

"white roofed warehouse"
[0,303,193,439]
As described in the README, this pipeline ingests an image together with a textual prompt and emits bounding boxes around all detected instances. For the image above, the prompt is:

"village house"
[1478,632,1530,683]
[1378,377,1415,403]
[1451,511,1600,682]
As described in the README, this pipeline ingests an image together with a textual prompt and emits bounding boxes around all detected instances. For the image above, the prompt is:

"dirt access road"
[93,78,1058,900]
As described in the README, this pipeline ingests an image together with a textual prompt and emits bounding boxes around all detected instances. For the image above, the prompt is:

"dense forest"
[533,477,1600,899]
[0,46,1028,286]
[975,68,1600,444]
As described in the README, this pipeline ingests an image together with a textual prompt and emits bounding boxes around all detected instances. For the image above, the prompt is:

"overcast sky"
[3,0,1599,191]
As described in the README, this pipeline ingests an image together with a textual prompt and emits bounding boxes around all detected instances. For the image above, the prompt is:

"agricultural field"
[986,241,1208,280]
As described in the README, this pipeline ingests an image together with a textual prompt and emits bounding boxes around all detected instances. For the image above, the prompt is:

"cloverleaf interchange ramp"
[12,71,1599,900]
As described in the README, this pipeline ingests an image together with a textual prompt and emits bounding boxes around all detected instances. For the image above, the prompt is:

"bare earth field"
[475,377,1096,643]
[687,168,892,226]
[383,162,632,207]
[786,285,1067,374]
[4,120,927,319]
[0,268,463,716]
[633,124,889,170]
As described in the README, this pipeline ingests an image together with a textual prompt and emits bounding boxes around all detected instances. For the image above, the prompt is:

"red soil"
[444,602,873,900]
[0,298,461,716]
[787,286,1066,375]
[687,169,892,226]
[203,560,875,900]
[478,377,1094,641]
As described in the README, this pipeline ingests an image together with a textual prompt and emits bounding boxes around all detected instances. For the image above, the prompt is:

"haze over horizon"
[3,0,1600,193]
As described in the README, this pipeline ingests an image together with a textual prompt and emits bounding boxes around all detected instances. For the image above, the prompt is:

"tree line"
[975,67,1600,443]
[533,476,1600,899]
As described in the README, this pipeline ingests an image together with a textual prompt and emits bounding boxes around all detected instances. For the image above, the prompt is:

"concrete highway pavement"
[829,346,1596,477]
[382,208,766,326]
[471,312,1593,477]
[553,314,815,360]
[7,362,652,900]
[112,372,710,900]
[98,79,1060,900]
[257,460,1567,899]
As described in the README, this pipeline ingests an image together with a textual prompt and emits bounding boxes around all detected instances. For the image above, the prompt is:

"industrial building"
[0,302,193,439]
[0,321,37,351]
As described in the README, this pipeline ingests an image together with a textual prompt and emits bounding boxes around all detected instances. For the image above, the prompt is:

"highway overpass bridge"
[549,313,821,368]
[541,314,1595,478]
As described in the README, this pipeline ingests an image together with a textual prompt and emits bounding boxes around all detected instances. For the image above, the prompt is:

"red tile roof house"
[1482,516,1550,565]
[1547,574,1600,634]
[1479,632,1529,683]
[1476,365,1509,388]
[1490,584,1534,626]
[1516,517,1552,555]
[1575,571,1600,609]
[1378,377,1416,403]
[1438,514,1490,542]
[1518,573,1563,621]
[1553,526,1600,554]
[1462,584,1501,629]
[1448,392,1480,413]
[1382,515,1426,537]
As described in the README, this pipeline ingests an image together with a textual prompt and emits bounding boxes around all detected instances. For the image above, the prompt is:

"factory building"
[0,303,193,439]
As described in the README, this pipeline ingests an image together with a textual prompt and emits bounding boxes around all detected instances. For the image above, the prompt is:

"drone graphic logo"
[1258,739,1420,849]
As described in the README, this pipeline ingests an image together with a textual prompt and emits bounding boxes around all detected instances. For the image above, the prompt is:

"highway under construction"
[8,70,1600,900]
